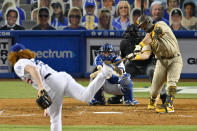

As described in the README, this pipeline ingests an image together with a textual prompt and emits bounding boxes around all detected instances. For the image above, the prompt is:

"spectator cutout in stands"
[31,0,51,22]
[112,0,131,30]
[130,8,141,26]
[95,8,113,30]
[150,1,169,25]
[0,0,16,26]
[134,0,150,15]
[164,0,180,21]
[170,8,187,31]
[0,7,25,30]
[0,0,26,26]
[14,0,26,25]
[82,0,99,30]
[31,0,38,11]
[95,0,102,9]
[182,1,197,30]
[62,0,70,17]
[50,0,68,30]
[32,7,55,30]
[102,0,116,17]
[68,0,83,17]
[64,7,86,30]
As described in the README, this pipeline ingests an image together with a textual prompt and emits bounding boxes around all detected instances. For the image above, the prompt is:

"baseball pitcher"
[131,15,183,113]
[8,43,113,131]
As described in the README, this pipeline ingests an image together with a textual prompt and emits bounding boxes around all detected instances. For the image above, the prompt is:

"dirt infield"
[0,98,197,126]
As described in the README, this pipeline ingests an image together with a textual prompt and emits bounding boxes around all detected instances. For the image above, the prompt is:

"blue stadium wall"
[0,30,196,78]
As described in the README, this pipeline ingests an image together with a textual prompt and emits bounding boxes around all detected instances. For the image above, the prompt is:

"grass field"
[0,80,197,131]
[1,125,197,131]
[0,81,197,99]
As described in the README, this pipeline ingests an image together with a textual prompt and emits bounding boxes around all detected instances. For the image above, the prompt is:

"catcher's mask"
[136,15,153,32]
[99,43,115,61]
[99,43,115,53]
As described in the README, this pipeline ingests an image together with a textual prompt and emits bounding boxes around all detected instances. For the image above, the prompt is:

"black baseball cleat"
[107,95,123,104]
[88,98,106,106]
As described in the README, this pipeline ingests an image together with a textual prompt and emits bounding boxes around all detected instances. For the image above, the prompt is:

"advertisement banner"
[86,38,197,74]
[86,38,122,72]
[179,39,197,73]
[0,38,12,73]
[19,36,81,73]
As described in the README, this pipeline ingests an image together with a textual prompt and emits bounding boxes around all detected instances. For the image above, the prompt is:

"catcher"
[128,15,183,113]
[8,43,113,131]
[88,43,138,106]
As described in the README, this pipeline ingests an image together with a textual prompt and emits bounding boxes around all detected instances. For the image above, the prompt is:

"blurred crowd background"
[0,0,196,31]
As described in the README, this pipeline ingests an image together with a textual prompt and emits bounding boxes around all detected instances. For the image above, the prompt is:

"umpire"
[121,24,156,82]
[108,24,166,105]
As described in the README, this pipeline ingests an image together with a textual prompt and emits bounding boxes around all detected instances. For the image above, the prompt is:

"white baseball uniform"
[14,58,110,131]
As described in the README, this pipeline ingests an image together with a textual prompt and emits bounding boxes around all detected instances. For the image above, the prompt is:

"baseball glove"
[36,89,52,110]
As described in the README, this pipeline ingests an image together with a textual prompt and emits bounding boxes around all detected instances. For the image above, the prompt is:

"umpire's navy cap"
[11,43,26,52]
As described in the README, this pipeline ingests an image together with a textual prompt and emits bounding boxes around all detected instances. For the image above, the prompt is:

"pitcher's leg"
[48,90,64,131]
[65,64,112,102]
[49,104,63,131]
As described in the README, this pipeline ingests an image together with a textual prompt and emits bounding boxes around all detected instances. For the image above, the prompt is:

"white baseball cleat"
[101,63,113,78]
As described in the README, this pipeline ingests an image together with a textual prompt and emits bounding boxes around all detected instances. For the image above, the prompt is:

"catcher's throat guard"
[36,89,52,110]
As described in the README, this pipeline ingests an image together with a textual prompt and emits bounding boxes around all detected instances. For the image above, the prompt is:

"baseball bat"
[141,0,144,16]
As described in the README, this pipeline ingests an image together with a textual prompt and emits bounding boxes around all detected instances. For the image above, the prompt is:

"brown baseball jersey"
[142,21,183,97]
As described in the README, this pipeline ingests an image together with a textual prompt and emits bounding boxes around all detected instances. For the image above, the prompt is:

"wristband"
[135,55,141,60]
[139,41,146,47]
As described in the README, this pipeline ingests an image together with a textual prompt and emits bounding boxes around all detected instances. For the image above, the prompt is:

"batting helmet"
[99,43,115,52]
[136,15,153,32]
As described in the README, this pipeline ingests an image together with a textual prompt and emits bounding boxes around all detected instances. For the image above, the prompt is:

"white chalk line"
[177,115,193,118]
[0,108,38,117]
[78,109,86,115]
[0,114,38,117]
[134,86,197,94]
[0,109,6,115]
[93,112,123,114]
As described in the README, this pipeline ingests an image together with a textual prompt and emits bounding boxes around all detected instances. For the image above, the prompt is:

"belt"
[44,73,52,80]
[160,54,180,59]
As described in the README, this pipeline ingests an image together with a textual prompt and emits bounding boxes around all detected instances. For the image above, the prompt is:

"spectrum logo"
[35,49,73,59]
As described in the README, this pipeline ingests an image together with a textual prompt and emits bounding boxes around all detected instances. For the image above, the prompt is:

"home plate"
[93,112,123,114]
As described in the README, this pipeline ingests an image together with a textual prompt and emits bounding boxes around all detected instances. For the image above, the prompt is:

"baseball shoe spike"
[147,97,156,110]
[156,104,174,113]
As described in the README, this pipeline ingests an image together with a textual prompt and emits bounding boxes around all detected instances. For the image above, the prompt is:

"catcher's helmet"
[100,43,115,52]
[136,15,153,32]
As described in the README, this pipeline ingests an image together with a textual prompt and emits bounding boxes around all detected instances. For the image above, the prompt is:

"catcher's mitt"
[36,89,52,110]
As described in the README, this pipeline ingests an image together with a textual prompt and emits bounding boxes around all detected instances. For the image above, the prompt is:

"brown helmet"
[136,15,153,32]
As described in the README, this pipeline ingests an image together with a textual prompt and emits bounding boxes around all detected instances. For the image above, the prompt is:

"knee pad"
[168,86,176,96]
[119,73,133,89]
